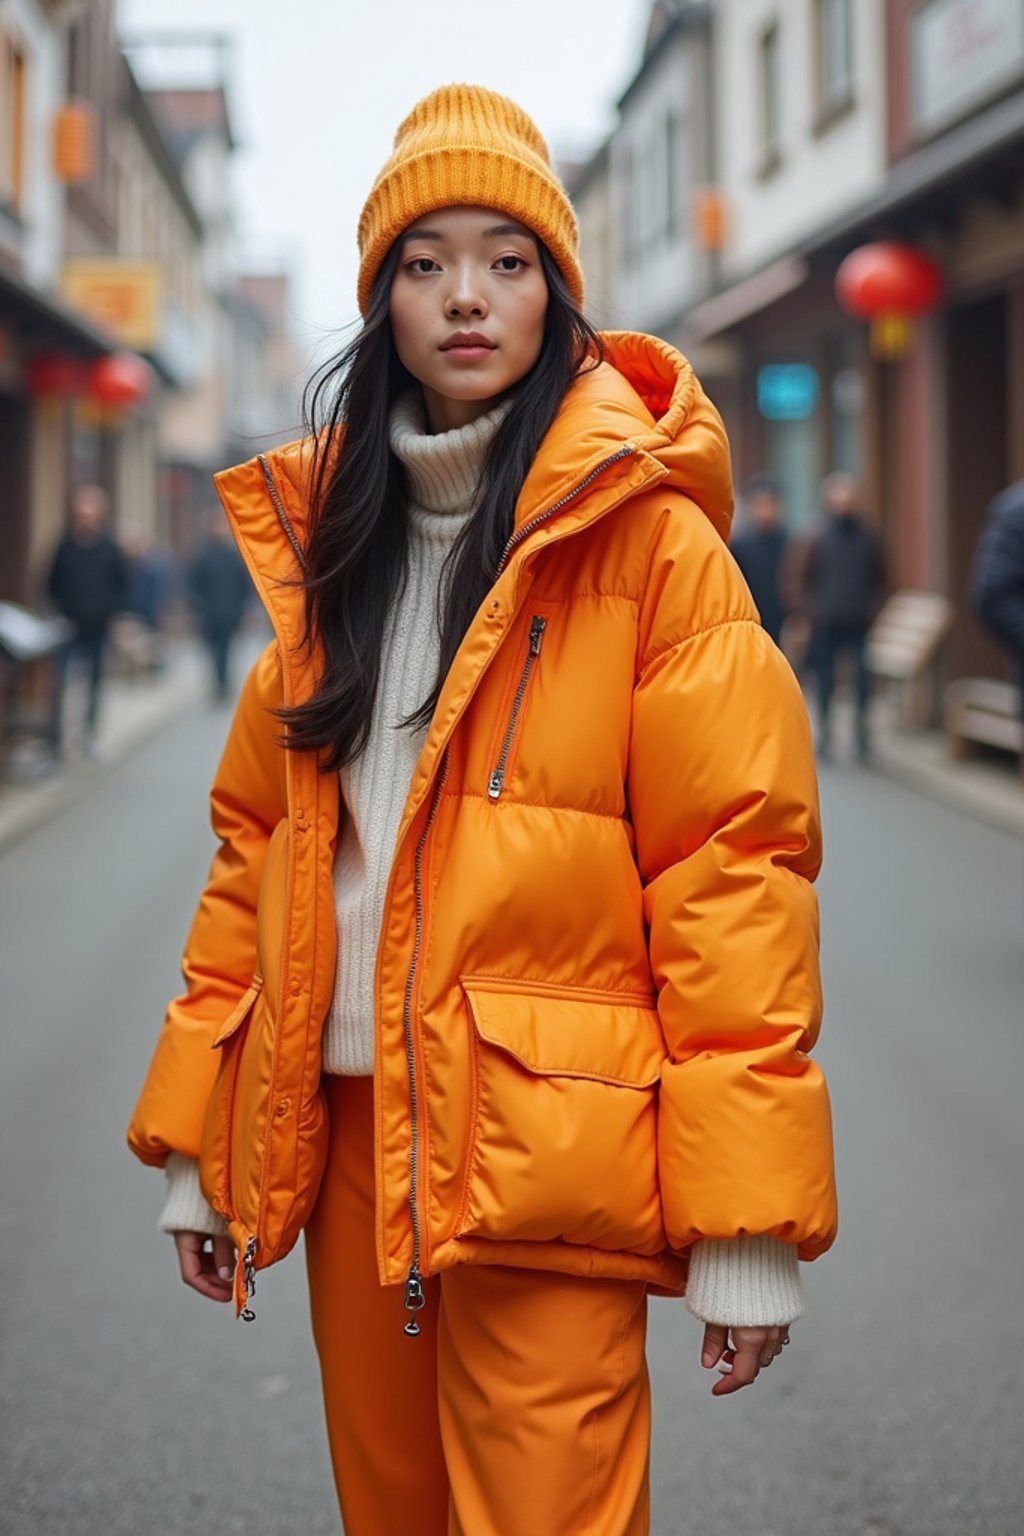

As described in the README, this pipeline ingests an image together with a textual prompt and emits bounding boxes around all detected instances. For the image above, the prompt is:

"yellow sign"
[62,261,162,349]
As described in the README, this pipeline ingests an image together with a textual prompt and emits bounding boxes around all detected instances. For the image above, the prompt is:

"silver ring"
[781,1335,791,1347]
[762,1354,774,1367]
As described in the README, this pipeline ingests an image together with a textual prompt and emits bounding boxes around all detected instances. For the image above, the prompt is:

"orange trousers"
[305,1075,651,1536]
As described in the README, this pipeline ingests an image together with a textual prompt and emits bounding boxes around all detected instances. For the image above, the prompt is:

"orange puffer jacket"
[128,333,836,1320]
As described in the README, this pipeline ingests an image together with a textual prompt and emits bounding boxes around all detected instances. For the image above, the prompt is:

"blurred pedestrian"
[801,472,885,761]
[972,478,1024,721]
[730,473,789,644]
[46,483,126,756]
[123,524,179,634]
[186,511,252,701]
[128,85,835,1536]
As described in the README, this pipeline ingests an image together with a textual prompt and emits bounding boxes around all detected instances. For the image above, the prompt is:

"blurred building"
[574,0,1024,691]
[871,0,1024,682]
[0,2,301,621]
[96,30,301,556]
[691,0,887,531]
[0,0,113,606]
[229,273,302,457]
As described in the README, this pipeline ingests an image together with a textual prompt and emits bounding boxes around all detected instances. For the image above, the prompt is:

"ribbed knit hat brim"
[356,85,583,315]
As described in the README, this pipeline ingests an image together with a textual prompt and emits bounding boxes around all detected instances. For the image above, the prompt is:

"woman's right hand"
[172,1230,236,1302]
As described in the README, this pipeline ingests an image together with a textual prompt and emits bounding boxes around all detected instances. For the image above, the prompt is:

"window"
[0,29,27,212]
[814,0,854,120]
[758,21,782,172]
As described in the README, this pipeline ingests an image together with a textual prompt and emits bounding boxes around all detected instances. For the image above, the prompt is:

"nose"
[444,261,488,320]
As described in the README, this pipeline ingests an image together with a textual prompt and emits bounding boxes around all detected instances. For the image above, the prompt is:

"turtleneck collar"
[388,390,512,518]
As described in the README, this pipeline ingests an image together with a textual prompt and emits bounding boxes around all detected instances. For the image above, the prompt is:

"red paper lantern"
[25,352,83,398]
[86,351,153,409]
[835,243,943,360]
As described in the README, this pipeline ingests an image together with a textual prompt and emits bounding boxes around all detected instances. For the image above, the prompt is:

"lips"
[441,332,496,351]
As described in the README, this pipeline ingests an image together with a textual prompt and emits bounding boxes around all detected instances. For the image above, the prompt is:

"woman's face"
[389,205,549,433]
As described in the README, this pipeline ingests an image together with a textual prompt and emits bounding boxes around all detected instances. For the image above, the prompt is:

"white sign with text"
[912,0,1024,135]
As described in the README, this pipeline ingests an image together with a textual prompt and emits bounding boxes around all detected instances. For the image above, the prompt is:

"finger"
[760,1325,784,1369]
[173,1231,233,1303]
[701,1323,729,1369]
[212,1234,236,1285]
[174,1230,203,1284]
[712,1338,761,1396]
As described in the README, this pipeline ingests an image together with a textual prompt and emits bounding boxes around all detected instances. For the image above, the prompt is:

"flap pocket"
[462,981,664,1088]
[211,974,264,1048]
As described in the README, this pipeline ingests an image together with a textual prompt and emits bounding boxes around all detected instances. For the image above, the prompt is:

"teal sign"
[757,364,820,421]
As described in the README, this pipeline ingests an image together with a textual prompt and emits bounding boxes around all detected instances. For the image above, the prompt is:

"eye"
[494,254,526,272]
[405,257,440,275]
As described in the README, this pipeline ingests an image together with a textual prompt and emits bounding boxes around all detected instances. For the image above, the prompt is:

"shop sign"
[911,0,1024,137]
[62,261,162,350]
[757,364,820,422]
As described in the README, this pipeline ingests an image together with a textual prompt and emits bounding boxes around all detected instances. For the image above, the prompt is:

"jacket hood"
[531,331,734,542]
[214,331,734,611]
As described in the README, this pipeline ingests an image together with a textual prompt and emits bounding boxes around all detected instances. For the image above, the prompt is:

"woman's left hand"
[700,1323,792,1396]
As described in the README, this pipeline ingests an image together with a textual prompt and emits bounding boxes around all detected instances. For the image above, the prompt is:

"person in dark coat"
[730,474,789,645]
[47,484,127,753]
[972,479,1024,722]
[802,473,885,761]
[187,511,252,701]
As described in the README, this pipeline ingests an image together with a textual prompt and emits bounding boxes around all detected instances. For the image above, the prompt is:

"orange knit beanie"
[357,84,583,316]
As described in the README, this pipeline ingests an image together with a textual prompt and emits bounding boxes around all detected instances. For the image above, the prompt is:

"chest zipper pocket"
[488,615,547,803]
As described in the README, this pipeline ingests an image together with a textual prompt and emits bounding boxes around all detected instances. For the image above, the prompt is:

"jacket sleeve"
[972,497,1024,658]
[126,641,287,1167]
[629,501,836,1263]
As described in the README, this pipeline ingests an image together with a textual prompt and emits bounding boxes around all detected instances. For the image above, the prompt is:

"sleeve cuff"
[684,1235,804,1327]
[158,1153,229,1237]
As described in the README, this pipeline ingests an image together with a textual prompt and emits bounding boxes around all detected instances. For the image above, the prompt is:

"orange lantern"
[53,99,97,185]
[835,242,943,360]
[692,187,727,252]
[25,352,83,398]
[86,351,153,411]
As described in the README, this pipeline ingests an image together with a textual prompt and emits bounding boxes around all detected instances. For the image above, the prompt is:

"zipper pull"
[403,1266,426,1337]
[240,1235,258,1323]
[487,616,547,803]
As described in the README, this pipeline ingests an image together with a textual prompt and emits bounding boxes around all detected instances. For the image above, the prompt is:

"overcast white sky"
[118,0,649,344]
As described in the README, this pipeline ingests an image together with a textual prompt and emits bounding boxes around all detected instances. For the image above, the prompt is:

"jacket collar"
[213,331,733,654]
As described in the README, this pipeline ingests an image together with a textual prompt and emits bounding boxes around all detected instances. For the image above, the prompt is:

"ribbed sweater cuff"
[684,1235,804,1327]
[158,1153,229,1237]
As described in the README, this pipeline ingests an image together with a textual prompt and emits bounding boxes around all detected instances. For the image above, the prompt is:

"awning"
[0,266,113,358]
[687,255,809,341]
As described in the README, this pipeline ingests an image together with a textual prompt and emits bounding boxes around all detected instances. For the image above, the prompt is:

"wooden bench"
[866,590,955,727]
[946,678,1024,774]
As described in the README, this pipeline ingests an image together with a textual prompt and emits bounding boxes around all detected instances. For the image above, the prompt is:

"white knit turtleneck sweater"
[157,388,803,1329]
[324,390,510,1075]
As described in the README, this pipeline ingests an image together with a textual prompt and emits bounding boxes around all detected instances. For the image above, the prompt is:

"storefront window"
[831,365,865,477]
[757,363,822,530]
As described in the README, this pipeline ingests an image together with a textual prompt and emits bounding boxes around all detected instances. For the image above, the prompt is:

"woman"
[128,86,836,1536]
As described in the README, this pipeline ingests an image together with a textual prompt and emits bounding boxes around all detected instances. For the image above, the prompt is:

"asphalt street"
[1,694,1022,1536]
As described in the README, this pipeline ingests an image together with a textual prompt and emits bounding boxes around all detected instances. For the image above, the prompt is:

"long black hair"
[278,239,603,770]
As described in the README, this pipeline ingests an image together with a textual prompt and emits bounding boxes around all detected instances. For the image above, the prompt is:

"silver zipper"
[396,445,636,1330]
[240,1235,258,1323]
[258,454,308,574]
[495,444,636,578]
[401,750,450,1336]
[488,616,547,801]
